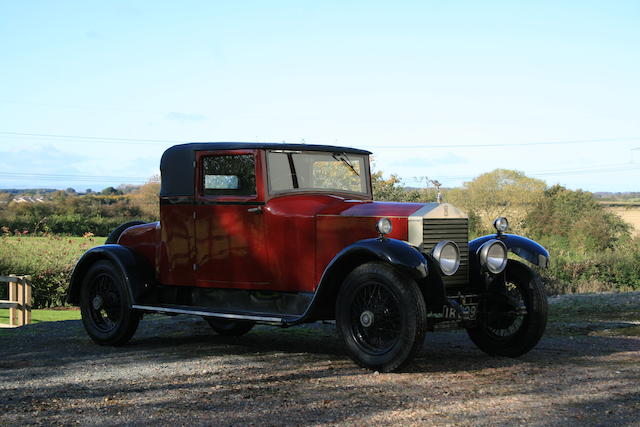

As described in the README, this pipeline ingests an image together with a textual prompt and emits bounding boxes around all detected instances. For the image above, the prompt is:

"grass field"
[0,235,106,270]
[0,308,80,325]
[606,206,640,236]
[0,235,106,266]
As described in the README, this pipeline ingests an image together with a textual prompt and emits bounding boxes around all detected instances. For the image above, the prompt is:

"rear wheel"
[205,318,255,336]
[336,262,427,372]
[467,260,547,357]
[80,260,140,345]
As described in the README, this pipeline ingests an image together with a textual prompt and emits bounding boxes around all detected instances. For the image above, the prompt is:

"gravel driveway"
[1,296,639,426]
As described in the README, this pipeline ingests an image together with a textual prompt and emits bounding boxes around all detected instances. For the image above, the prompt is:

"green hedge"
[1,215,136,236]
[0,235,105,308]
[540,239,640,294]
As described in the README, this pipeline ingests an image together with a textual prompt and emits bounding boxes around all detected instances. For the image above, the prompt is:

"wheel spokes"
[89,273,122,333]
[486,281,527,338]
[350,282,402,354]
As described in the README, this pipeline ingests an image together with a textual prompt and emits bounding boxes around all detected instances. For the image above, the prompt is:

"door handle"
[247,206,262,213]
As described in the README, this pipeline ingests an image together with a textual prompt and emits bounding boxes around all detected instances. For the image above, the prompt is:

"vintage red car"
[68,143,550,372]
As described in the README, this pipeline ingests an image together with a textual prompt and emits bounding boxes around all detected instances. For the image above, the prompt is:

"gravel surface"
[1,300,639,426]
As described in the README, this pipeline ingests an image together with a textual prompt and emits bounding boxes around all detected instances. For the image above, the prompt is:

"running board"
[132,304,288,325]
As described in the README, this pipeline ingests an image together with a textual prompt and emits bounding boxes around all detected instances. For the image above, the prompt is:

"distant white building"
[13,196,45,203]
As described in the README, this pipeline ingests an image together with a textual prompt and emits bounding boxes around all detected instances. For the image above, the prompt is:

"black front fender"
[469,233,550,268]
[67,244,155,305]
[323,237,429,282]
[301,238,429,321]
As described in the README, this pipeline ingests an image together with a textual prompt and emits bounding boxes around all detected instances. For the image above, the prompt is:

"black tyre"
[336,262,427,372]
[467,259,547,357]
[80,260,141,346]
[205,318,255,336]
[105,221,146,244]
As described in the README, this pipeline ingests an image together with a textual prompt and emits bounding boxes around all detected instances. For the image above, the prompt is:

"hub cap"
[360,310,374,327]
[92,295,103,310]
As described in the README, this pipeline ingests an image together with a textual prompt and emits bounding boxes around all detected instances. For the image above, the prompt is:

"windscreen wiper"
[332,153,360,176]
[286,153,299,188]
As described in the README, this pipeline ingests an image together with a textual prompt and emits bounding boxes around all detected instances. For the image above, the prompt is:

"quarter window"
[202,155,256,196]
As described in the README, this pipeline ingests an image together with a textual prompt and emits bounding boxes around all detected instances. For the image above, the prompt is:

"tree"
[524,184,630,253]
[129,175,160,220]
[372,171,437,203]
[446,169,546,234]
[101,186,122,196]
[116,184,139,194]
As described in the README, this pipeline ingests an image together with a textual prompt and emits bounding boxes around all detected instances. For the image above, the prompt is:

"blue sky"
[1,1,639,192]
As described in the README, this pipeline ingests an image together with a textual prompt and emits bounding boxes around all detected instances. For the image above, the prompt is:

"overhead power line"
[0,172,148,179]
[367,137,640,149]
[1,162,637,187]
[1,131,638,148]
[0,172,150,183]
[403,162,640,184]
[0,131,182,145]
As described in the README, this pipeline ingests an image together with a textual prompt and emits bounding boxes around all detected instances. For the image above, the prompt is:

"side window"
[202,154,256,196]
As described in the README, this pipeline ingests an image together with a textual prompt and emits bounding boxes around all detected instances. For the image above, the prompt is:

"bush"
[0,215,139,236]
[540,238,640,294]
[0,235,105,308]
[0,189,158,237]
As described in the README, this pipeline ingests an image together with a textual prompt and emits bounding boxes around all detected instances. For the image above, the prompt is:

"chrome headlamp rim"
[431,240,461,276]
[376,217,393,235]
[478,239,508,274]
[493,216,509,233]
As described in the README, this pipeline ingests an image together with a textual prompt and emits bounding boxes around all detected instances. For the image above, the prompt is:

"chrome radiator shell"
[407,203,469,289]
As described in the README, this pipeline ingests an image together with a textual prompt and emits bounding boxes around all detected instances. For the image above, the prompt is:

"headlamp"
[432,240,461,276]
[376,218,392,235]
[478,239,508,274]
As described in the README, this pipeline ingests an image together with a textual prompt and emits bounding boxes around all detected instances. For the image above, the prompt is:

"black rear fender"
[67,245,155,306]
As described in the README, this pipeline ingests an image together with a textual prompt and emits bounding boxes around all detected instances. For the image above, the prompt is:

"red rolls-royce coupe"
[68,143,549,372]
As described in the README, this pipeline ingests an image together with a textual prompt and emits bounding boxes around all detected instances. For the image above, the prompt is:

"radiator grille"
[421,218,469,289]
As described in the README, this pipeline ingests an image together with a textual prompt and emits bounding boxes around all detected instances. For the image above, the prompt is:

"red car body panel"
[118,147,425,293]
[117,222,159,270]
[158,204,196,286]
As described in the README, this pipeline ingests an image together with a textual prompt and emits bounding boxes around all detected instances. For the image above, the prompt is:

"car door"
[193,149,271,288]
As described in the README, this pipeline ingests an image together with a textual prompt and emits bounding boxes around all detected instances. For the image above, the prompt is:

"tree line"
[2,168,638,294]
[373,169,639,293]
[0,178,160,236]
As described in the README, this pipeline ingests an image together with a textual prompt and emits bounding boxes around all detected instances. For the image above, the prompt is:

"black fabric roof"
[160,142,372,197]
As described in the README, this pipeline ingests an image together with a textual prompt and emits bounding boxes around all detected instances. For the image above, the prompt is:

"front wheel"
[467,259,547,357]
[336,262,427,372]
[80,260,140,346]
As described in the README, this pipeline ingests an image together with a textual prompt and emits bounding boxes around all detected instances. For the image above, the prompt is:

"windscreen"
[267,150,369,195]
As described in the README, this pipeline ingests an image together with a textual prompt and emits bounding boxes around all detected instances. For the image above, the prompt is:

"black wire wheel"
[485,280,526,339]
[205,318,255,336]
[80,260,140,346]
[467,259,548,357]
[336,262,427,372]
